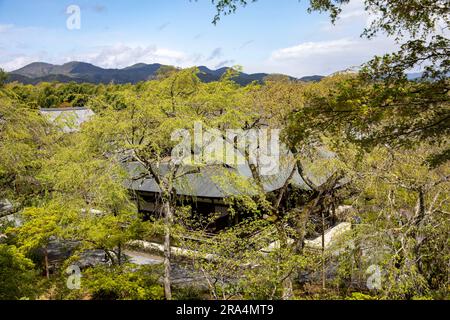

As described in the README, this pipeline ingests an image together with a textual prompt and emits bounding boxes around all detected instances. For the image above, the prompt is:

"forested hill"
[7,61,324,85]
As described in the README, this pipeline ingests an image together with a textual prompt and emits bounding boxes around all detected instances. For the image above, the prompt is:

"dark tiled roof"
[125,157,312,199]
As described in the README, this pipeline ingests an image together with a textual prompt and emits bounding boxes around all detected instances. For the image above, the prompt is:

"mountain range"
[6,61,325,86]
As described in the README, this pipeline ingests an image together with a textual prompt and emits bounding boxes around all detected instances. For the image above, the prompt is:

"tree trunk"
[294,207,310,254]
[163,199,173,300]
[281,277,294,300]
[276,223,294,300]
[413,188,426,277]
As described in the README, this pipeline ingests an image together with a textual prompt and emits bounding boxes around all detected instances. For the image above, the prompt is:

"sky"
[0,0,400,77]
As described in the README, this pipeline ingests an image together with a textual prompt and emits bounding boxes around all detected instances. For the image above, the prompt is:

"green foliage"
[0,68,7,87]
[345,292,377,300]
[212,0,450,163]
[0,24,448,300]
[82,264,164,300]
[181,218,311,300]
[287,73,449,165]
[331,143,450,299]
[10,205,63,252]
[172,285,205,300]
[2,81,99,109]
[0,244,40,299]
[156,65,180,79]
[0,92,54,204]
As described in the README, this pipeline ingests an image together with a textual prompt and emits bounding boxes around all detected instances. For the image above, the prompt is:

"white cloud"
[271,38,356,60]
[64,44,188,69]
[0,42,223,71]
[338,0,367,20]
[0,24,14,33]
[0,23,204,71]
[339,9,366,20]
[261,1,404,76]
[268,37,399,77]
[1,55,41,71]
[0,44,186,71]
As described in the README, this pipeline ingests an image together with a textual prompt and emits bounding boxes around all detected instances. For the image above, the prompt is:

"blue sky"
[0,0,399,77]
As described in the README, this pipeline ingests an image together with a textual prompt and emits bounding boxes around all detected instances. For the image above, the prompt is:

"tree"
[85,72,196,300]
[155,65,180,80]
[8,119,140,281]
[81,264,164,300]
[85,67,251,299]
[183,218,310,299]
[0,91,54,210]
[212,0,449,79]
[161,73,351,299]
[211,0,450,162]
[0,244,39,299]
[0,68,7,88]
[331,143,449,298]
[10,204,63,278]
[2,43,447,300]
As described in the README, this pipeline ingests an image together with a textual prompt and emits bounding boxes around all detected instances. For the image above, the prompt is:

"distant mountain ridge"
[7,61,325,85]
